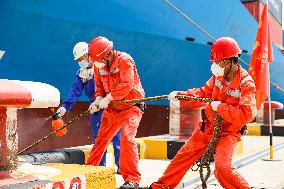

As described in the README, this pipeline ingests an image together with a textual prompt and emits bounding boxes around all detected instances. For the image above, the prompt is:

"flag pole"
[268,64,273,159]
[263,60,281,161]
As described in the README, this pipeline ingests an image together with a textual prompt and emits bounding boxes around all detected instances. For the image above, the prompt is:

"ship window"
[186,37,195,42]
[207,41,213,46]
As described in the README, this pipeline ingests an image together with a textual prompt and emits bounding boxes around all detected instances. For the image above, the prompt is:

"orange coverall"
[86,51,145,183]
[151,65,257,189]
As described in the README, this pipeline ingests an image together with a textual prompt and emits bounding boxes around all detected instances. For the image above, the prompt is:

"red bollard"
[0,80,59,171]
[170,99,207,136]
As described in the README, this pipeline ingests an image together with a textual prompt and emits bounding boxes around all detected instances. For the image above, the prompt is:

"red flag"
[248,2,274,109]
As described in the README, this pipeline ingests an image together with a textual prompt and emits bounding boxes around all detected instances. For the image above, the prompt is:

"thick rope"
[198,112,223,189]
[18,109,89,155]
[18,95,211,154]
[111,94,212,105]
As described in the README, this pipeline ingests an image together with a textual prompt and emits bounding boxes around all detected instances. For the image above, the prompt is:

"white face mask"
[78,60,89,69]
[211,63,224,77]
[94,61,105,69]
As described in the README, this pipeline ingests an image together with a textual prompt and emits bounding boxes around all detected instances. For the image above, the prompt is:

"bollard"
[263,101,283,125]
[170,99,207,136]
[256,101,283,125]
[0,79,59,171]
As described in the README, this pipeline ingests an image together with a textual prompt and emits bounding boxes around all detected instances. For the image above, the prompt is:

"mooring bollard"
[256,101,284,125]
[0,79,59,171]
[169,99,207,136]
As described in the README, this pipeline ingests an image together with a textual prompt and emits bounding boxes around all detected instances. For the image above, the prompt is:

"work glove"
[168,91,179,101]
[56,107,66,117]
[211,101,221,111]
[99,93,113,109]
[89,96,103,114]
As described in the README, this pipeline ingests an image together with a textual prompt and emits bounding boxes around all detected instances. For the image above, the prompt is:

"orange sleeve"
[94,68,106,98]
[179,76,215,98]
[217,80,257,125]
[111,57,135,101]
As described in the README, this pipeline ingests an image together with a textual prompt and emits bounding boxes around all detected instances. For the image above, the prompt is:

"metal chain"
[162,0,284,95]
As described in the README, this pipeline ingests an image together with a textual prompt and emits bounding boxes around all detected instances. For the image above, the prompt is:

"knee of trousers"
[120,138,136,146]
[95,136,110,146]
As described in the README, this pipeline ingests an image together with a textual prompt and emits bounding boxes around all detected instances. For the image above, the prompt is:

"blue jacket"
[62,68,95,110]
[61,67,121,167]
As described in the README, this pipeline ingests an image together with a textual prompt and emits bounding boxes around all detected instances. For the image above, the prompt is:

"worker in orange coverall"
[86,36,145,189]
[149,37,257,189]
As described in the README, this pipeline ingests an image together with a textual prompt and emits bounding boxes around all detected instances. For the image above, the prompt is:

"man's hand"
[168,91,178,101]
[211,101,221,111]
[89,96,103,114]
[56,107,66,117]
[99,93,113,109]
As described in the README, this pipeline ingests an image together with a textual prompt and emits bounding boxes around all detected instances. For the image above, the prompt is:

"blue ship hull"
[1,0,284,104]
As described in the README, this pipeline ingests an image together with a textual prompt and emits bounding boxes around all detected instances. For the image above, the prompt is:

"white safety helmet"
[73,42,88,60]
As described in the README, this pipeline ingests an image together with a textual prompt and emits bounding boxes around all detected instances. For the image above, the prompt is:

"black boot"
[119,182,139,189]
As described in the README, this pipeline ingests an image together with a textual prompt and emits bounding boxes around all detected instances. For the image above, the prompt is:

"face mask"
[78,60,89,69]
[211,63,224,77]
[94,61,105,69]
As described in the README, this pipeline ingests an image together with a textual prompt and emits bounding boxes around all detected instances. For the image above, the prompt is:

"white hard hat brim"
[74,53,87,60]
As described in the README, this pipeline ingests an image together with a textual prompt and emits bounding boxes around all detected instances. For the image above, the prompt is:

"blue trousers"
[90,110,121,167]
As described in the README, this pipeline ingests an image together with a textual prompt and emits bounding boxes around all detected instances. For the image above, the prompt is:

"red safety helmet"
[88,36,113,61]
[210,37,242,62]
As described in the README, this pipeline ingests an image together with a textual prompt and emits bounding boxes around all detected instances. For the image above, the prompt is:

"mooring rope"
[198,112,223,189]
